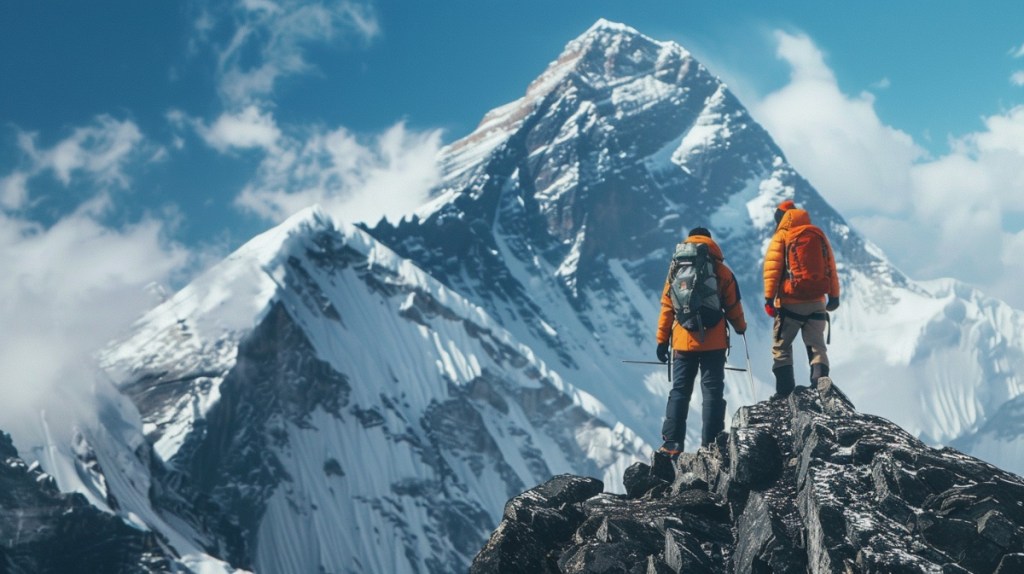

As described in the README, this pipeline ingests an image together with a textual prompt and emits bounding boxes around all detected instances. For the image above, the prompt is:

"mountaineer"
[763,199,840,398]
[655,227,747,456]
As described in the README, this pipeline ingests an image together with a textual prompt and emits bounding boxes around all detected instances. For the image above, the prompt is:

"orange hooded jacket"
[763,208,840,305]
[656,234,747,351]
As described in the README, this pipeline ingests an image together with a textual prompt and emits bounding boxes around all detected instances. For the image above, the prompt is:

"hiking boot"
[658,441,682,459]
[810,363,830,385]
[772,365,795,399]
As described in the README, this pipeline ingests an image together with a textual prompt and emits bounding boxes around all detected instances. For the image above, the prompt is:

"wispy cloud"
[2,116,147,210]
[171,105,282,153]
[1010,43,1024,59]
[0,197,190,454]
[235,122,443,224]
[753,31,1024,309]
[212,0,379,106]
[1011,71,1024,86]
[0,117,192,454]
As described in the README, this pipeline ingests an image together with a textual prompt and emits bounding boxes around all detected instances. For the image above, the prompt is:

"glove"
[764,298,777,318]
[656,342,670,364]
[826,296,840,312]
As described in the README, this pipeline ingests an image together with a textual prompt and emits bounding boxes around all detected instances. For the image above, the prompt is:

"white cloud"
[1011,71,1024,87]
[196,105,282,153]
[871,77,891,90]
[235,122,443,224]
[754,31,925,216]
[0,197,190,454]
[0,116,193,454]
[215,0,379,105]
[1,172,29,210]
[1011,43,1024,59]
[754,31,1024,309]
[3,115,146,209]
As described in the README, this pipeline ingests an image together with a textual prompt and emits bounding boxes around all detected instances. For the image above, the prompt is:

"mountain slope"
[99,207,646,573]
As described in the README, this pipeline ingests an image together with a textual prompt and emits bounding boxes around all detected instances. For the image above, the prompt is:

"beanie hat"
[688,227,711,238]
[774,199,796,226]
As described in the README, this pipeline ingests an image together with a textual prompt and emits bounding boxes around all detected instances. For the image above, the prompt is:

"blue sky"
[4,2,1024,245]
[4,1,1024,420]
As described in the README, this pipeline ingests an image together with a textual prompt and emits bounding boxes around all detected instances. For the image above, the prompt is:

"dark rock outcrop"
[472,381,1024,573]
[0,431,174,573]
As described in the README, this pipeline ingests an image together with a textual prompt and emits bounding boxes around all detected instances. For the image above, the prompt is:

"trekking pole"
[667,339,672,382]
[741,333,756,401]
[622,360,747,372]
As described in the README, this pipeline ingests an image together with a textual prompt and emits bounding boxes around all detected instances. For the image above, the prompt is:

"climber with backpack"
[655,227,747,457]
[763,199,840,398]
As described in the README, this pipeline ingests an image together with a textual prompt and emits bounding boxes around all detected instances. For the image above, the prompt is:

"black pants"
[661,349,727,447]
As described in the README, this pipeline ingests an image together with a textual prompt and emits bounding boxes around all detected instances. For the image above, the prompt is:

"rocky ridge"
[0,431,174,574]
[472,381,1024,573]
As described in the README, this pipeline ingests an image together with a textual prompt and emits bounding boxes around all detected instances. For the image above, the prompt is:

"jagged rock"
[996,553,1024,574]
[663,528,715,572]
[472,474,603,573]
[473,382,1024,573]
[558,539,649,573]
[669,471,708,496]
[632,555,674,574]
[0,432,174,573]
[623,462,668,499]
[729,426,783,490]
[735,490,807,573]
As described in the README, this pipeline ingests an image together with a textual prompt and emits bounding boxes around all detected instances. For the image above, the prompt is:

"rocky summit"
[471,381,1024,573]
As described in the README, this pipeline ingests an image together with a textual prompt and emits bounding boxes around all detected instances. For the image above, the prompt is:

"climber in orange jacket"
[763,199,840,398]
[655,227,747,455]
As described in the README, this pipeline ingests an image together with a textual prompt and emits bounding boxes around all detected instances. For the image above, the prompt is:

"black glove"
[656,342,670,364]
[826,296,840,312]
[764,298,777,318]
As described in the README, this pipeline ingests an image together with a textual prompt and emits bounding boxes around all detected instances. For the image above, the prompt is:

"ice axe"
[741,333,756,401]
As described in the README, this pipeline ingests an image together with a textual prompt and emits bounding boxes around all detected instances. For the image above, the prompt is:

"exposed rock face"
[472,382,1024,573]
[0,431,173,574]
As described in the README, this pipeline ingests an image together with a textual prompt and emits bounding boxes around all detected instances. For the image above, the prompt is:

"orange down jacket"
[656,235,747,351]
[763,208,840,305]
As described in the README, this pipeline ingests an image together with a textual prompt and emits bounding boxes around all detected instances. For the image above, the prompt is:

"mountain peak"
[555,18,689,88]
[582,18,644,38]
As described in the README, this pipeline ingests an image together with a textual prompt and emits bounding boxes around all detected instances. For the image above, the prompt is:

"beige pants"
[772,300,829,370]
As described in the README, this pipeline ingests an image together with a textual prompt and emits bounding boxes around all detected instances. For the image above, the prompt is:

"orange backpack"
[783,225,831,299]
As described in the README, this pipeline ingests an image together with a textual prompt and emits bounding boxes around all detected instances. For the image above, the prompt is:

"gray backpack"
[667,242,723,338]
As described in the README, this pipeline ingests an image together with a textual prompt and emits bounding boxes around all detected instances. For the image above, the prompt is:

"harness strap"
[776,307,831,344]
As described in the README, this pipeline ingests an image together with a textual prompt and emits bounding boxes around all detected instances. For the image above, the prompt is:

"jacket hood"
[778,208,812,231]
[684,234,725,260]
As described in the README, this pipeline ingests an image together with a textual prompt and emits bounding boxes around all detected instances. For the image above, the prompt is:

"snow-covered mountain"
[6,18,1024,574]
[94,208,645,573]
[370,18,1024,468]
